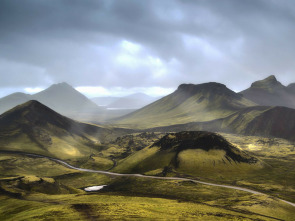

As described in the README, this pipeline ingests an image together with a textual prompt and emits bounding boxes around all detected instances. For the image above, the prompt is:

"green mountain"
[114,82,256,128]
[240,75,295,108]
[114,131,262,176]
[0,100,131,161]
[148,105,295,141]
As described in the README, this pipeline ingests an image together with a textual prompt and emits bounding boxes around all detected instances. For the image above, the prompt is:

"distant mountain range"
[0,83,103,117]
[0,100,132,160]
[114,82,256,128]
[1,75,295,141]
[92,93,159,109]
[91,96,120,107]
[240,75,295,108]
[112,75,295,141]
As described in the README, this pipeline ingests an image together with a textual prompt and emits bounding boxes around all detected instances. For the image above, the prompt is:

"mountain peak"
[2,100,56,116]
[178,82,226,91]
[49,82,73,90]
[250,75,283,91]
[21,99,42,107]
[265,75,277,81]
[31,82,102,113]
[177,82,241,99]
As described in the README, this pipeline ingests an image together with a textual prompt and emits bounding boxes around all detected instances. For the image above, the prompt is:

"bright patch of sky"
[24,87,44,94]
[76,86,174,98]
[182,34,223,59]
[116,40,175,81]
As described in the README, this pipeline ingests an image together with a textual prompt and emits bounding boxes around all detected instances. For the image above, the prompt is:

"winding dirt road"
[1,150,295,208]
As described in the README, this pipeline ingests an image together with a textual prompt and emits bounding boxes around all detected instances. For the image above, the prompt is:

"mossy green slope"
[147,105,295,141]
[114,131,263,176]
[114,82,256,128]
[0,100,132,162]
[0,153,294,221]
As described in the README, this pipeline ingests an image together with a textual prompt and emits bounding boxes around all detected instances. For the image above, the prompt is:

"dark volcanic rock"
[151,131,257,164]
[177,83,242,100]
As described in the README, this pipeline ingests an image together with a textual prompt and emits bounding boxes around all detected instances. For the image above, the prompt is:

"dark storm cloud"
[1,0,295,95]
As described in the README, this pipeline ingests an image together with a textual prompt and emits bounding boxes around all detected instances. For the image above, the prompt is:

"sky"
[1,0,295,98]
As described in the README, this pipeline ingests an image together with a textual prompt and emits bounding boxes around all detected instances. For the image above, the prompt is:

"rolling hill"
[240,75,295,108]
[0,100,132,161]
[114,82,256,128]
[114,131,263,176]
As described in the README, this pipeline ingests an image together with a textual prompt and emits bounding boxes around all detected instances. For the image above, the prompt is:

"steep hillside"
[114,131,262,176]
[213,105,295,141]
[114,82,256,128]
[242,106,295,140]
[0,100,132,161]
[240,75,295,108]
[147,105,295,141]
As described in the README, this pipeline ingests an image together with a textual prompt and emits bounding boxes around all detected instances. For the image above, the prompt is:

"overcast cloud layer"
[1,0,295,97]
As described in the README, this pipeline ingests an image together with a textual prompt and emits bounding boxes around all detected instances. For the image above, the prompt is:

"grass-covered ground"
[110,132,295,205]
[0,152,295,220]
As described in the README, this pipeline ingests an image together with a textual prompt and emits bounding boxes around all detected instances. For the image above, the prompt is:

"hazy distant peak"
[250,75,284,91]
[35,82,87,99]
[10,92,30,96]
[3,92,30,100]
[48,82,73,90]
[125,93,152,99]
[287,83,295,94]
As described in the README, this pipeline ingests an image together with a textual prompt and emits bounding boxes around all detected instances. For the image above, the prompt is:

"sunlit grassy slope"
[114,131,263,176]
[0,100,132,165]
[145,105,295,142]
[0,153,294,220]
[114,82,256,128]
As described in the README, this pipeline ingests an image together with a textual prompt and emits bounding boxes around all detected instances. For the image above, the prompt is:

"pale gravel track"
[1,150,295,208]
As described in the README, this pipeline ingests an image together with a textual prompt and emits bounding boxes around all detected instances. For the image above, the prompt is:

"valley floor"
[1,133,295,220]
[0,153,294,220]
